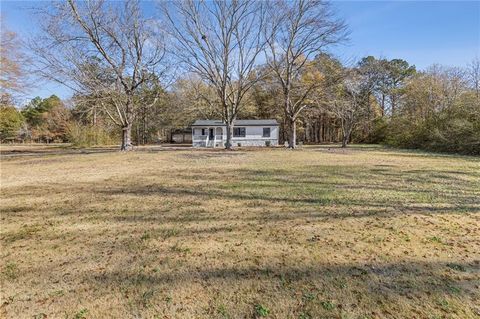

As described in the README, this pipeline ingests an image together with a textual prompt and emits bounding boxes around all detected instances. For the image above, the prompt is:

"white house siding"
[192,125,279,147]
[232,126,279,146]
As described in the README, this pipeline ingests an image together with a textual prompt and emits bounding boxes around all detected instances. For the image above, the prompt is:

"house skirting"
[193,139,278,148]
[231,139,278,147]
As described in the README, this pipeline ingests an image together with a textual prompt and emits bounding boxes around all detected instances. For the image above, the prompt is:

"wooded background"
[1,0,479,154]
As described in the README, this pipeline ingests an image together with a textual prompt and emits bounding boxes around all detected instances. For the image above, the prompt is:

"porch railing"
[193,135,224,146]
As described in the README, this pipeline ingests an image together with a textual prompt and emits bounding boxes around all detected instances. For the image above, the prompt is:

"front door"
[209,128,214,139]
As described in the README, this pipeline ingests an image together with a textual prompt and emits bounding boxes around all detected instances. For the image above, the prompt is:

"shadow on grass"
[85,260,479,310]
[3,162,479,223]
[2,147,479,318]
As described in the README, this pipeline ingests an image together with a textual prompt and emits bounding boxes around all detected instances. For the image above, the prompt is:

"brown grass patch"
[1,145,479,318]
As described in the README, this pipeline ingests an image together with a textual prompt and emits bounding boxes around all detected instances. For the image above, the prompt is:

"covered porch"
[192,126,225,148]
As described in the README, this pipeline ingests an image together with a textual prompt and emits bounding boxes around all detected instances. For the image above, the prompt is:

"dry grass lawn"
[1,145,479,319]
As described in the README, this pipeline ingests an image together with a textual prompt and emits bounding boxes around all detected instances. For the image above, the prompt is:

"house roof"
[191,119,278,126]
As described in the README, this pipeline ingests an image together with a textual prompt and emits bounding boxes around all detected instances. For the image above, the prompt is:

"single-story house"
[191,119,279,147]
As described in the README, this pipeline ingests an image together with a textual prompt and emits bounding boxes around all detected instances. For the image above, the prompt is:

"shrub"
[365,117,388,144]
[67,122,116,147]
[0,106,24,142]
[380,90,480,155]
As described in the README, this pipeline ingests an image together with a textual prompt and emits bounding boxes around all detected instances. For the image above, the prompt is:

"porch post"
[223,126,226,147]
[206,127,209,147]
[214,127,217,148]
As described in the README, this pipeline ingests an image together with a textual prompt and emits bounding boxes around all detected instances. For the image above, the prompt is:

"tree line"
[1,0,479,154]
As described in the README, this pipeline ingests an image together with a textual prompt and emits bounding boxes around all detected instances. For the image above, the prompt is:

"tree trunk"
[136,123,141,146]
[305,122,309,143]
[288,118,296,149]
[381,94,385,117]
[121,124,133,151]
[92,107,97,126]
[316,121,320,143]
[142,109,147,145]
[341,134,348,148]
[342,125,353,148]
[225,122,233,149]
[391,94,396,115]
[121,96,134,151]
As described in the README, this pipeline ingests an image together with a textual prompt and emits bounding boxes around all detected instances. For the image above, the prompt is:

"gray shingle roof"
[192,119,278,126]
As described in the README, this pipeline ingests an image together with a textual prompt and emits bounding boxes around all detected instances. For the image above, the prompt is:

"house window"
[263,127,271,137]
[201,128,206,136]
[233,127,246,137]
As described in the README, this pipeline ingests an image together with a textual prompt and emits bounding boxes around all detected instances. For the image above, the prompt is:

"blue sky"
[1,0,479,101]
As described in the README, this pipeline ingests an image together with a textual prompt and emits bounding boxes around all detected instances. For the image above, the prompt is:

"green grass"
[0,144,479,318]
[254,304,270,317]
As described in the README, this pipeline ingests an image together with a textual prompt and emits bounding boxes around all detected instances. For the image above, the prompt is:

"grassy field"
[1,144,479,319]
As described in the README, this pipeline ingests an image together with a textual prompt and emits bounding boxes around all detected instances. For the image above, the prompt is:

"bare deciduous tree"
[468,57,480,99]
[0,19,30,99]
[323,68,369,147]
[30,0,168,150]
[265,0,347,148]
[172,76,222,121]
[162,0,266,149]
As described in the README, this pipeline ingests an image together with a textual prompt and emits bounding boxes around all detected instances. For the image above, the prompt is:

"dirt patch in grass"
[1,145,479,318]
